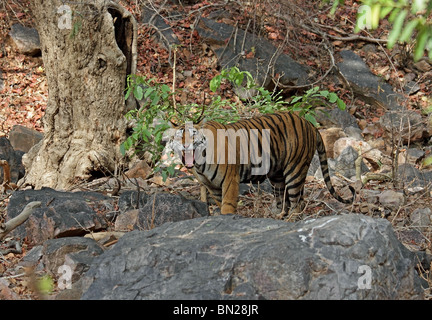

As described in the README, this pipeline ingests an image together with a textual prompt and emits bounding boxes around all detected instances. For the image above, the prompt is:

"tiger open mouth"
[182,150,195,169]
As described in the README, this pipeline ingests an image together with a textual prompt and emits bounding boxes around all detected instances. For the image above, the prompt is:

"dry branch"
[0,201,42,241]
[0,160,18,193]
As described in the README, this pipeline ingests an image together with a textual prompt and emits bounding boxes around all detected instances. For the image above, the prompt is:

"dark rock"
[6,188,114,244]
[0,279,20,300]
[135,192,209,230]
[239,180,274,196]
[309,146,368,180]
[196,17,308,89]
[19,245,43,268]
[8,125,43,153]
[409,207,432,231]
[397,163,432,190]
[338,51,432,144]
[404,81,421,95]
[8,24,41,56]
[413,59,432,72]
[334,146,369,179]
[379,109,431,144]
[316,107,360,130]
[118,190,148,213]
[141,7,179,50]
[378,190,404,211]
[114,209,139,231]
[80,214,424,300]
[0,137,25,183]
[337,50,402,110]
[398,148,425,165]
[344,126,364,141]
[42,237,105,283]
[307,151,321,177]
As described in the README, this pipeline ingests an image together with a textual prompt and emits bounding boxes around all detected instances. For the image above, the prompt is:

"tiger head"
[169,121,208,169]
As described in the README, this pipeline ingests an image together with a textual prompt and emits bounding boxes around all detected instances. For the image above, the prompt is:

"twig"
[309,22,388,43]
[0,160,18,193]
[0,240,22,255]
[150,193,157,229]
[0,273,26,280]
[172,45,177,110]
[240,19,251,54]
[0,201,42,241]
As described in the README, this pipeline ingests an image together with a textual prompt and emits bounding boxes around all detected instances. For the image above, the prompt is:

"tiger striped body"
[170,111,354,215]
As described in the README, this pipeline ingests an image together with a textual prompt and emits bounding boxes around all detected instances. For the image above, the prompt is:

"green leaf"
[387,9,407,49]
[37,275,54,295]
[291,105,304,112]
[244,72,255,88]
[428,39,432,59]
[328,92,338,103]
[234,73,244,87]
[379,6,394,19]
[210,75,222,92]
[124,88,131,100]
[388,7,401,24]
[120,143,126,156]
[319,90,329,98]
[133,85,143,100]
[161,84,171,93]
[123,138,132,151]
[423,155,432,167]
[399,19,420,43]
[414,29,429,61]
[304,113,319,127]
[161,170,168,182]
[291,96,303,104]
[330,0,340,15]
[150,94,160,106]
[336,98,346,110]
[412,0,427,13]
[371,3,381,29]
[144,87,155,98]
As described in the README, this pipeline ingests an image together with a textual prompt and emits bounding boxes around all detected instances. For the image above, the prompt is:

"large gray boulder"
[80,214,424,300]
[196,17,309,89]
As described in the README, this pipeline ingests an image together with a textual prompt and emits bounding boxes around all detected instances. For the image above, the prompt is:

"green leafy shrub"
[122,75,176,180]
[329,0,432,61]
[121,67,348,180]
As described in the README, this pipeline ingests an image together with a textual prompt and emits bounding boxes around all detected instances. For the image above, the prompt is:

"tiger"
[169,111,355,216]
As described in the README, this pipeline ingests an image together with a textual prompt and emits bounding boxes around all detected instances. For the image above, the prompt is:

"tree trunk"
[24,0,137,190]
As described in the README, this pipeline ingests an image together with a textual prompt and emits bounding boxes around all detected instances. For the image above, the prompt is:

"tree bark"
[23,0,137,190]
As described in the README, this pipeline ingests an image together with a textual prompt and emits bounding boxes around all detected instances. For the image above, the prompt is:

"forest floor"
[0,0,431,298]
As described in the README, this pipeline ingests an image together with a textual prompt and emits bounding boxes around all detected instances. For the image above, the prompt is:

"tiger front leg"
[221,172,240,215]
[200,185,208,203]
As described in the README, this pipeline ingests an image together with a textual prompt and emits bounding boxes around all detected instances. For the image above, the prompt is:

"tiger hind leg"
[271,178,306,219]
[281,173,308,218]
[269,180,291,217]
